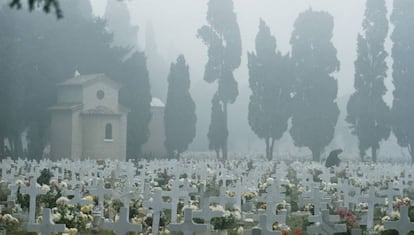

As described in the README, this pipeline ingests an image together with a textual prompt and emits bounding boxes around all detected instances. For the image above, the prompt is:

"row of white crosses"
[2,157,414,234]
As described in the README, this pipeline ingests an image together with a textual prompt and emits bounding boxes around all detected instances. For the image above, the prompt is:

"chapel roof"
[58,73,121,89]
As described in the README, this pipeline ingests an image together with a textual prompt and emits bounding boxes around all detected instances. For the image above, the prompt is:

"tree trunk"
[269,138,276,161]
[12,132,23,160]
[409,144,413,164]
[222,102,228,160]
[311,148,321,162]
[371,147,377,163]
[215,149,220,159]
[0,133,4,158]
[265,137,270,160]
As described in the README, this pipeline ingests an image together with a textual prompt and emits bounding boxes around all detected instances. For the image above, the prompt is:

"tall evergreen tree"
[247,20,292,161]
[145,21,168,102]
[289,9,340,162]
[197,0,241,160]
[391,0,414,162]
[346,0,390,162]
[208,93,227,158]
[118,51,152,160]
[164,55,196,158]
[104,0,139,48]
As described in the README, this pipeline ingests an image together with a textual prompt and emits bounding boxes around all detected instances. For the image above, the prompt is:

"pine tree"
[197,0,242,160]
[208,94,227,158]
[289,9,340,162]
[118,51,152,160]
[104,0,139,48]
[145,21,168,102]
[164,55,197,159]
[346,0,390,162]
[391,0,414,162]
[247,19,292,161]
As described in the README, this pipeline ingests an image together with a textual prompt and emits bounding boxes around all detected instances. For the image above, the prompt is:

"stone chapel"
[49,74,128,160]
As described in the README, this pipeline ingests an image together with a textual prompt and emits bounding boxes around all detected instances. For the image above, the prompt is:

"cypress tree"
[391,0,414,162]
[346,0,390,162]
[289,9,340,162]
[118,51,152,160]
[197,0,242,160]
[164,55,197,159]
[208,94,227,158]
[248,19,292,161]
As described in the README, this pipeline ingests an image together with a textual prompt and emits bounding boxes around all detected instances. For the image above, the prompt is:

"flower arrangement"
[210,205,241,231]
[336,208,359,232]
[241,192,256,201]
[0,214,19,233]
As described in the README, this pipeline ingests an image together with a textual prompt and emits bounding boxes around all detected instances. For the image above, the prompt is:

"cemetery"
[1,155,414,235]
[2,0,414,234]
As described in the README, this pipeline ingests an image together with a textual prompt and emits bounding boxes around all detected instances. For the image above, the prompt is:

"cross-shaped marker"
[169,208,209,235]
[20,178,48,223]
[384,204,414,235]
[27,208,66,235]
[102,207,143,235]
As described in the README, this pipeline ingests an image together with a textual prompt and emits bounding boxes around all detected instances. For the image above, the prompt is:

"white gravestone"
[384,204,414,235]
[169,208,209,235]
[27,208,66,235]
[102,207,143,235]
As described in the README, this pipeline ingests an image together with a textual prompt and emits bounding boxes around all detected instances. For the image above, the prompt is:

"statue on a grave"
[325,149,343,168]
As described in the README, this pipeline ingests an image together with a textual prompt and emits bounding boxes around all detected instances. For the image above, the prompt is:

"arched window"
[105,123,112,140]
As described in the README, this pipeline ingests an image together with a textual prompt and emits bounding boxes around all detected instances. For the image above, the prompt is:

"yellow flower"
[65,228,78,235]
[81,205,92,214]
[83,195,94,203]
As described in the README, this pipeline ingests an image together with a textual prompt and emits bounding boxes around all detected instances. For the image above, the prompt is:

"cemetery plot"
[1,157,414,235]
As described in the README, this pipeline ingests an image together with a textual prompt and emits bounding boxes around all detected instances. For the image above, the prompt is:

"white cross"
[245,214,282,235]
[87,178,112,210]
[162,180,192,223]
[143,188,171,235]
[384,204,414,235]
[193,195,225,223]
[20,178,48,223]
[169,208,209,235]
[27,208,66,235]
[102,207,143,235]
[363,187,385,229]
[307,210,347,235]
[379,183,400,214]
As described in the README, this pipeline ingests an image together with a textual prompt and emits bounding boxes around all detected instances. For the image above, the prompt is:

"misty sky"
[87,0,402,157]
[91,0,394,100]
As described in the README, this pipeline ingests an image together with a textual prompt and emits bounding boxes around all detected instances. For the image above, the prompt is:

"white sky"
[91,0,394,99]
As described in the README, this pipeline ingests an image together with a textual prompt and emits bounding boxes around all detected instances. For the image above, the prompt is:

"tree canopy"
[289,9,340,162]
[391,0,414,162]
[164,55,197,158]
[346,0,390,162]
[248,19,292,160]
[198,0,241,159]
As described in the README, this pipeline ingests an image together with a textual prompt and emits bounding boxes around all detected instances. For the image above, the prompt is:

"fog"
[86,0,403,159]
[1,0,408,161]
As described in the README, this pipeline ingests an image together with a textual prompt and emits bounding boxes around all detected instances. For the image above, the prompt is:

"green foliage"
[118,51,152,159]
[1,0,150,160]
[198,0,241,159]
[248,19,293,160]
[289,9,340,162]
[164,55,197,158]
[390,0,414,162]
[208,94,228,157]
[346,0,391,162]
[104,0,138,48]
[37,168,52,185]
[8,0,63,18]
